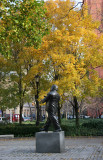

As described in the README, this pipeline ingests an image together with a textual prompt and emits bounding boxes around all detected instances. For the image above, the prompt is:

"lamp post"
[9,92,12,123]
[10,109,12,123]
[35,75,40,126]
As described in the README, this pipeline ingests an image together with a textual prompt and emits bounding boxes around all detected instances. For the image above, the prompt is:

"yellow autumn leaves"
[36,0,103,100]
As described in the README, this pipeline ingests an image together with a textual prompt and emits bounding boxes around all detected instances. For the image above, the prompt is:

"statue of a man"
[41,85,62,132]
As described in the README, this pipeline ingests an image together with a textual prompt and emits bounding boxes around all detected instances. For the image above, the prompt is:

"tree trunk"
[1,110,3,117]
[73,107,75,118]
[75,106,79,128]
[36,99,40,126]
[39,105,42,121]
[35,80,40,126]
[28,102,33,121]
[19,66,23,125]
[98,109,101,118]
[73,96,79,128]
[19,103,23,125]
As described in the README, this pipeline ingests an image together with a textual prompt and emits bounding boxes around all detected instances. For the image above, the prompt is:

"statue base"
[36,131,65,153]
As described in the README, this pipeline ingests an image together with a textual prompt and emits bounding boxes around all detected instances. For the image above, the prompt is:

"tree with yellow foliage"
[18,47,46,125]
[38,0,103,127]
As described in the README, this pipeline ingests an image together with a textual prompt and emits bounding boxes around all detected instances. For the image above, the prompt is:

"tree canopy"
[0,0,50,123]
[37,0,103,97]
[36,0,103,126]
[0,0,49,58]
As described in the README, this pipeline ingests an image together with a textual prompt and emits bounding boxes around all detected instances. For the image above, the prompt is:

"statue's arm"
[41,93,50,103]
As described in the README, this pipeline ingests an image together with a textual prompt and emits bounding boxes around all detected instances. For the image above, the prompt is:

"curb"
[0,135,14,139]
[65,136,103,138]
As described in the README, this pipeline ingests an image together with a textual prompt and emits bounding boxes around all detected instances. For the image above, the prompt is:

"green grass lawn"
[22,118,103,126]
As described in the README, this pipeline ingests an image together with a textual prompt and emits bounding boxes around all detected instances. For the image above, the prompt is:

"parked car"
[23,117,31,122]
[79,115,85,119]
[32,114,36,120]
[67,115,76,119]
[101,115,103,118]
[0,117,9,124]
[5,114,24,122]
[84,116,90,118]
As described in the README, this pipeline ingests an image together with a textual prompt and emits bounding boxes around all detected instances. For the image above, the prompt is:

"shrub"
[0,124,40,137]
[0,119,103,137]
[82,119,103,129]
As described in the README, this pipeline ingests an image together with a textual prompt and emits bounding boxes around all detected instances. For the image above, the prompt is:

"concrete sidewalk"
[0,137,103,160]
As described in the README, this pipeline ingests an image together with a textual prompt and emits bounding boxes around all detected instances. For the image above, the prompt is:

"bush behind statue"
[82,119,103,129]
[0,124,40,137]
[0,119,103,137]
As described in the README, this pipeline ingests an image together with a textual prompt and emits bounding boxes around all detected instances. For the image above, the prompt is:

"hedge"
[0,124,40,137]
[0,119,103,137]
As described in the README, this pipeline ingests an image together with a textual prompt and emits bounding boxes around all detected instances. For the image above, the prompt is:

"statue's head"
[50,85,58,91]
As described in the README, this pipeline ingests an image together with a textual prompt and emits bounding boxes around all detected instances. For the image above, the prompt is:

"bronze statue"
[40,85,62,132]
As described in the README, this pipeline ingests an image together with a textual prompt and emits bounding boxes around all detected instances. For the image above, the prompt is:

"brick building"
[84,0,103,117]
[84,0,103,79]
[84,0,103,33]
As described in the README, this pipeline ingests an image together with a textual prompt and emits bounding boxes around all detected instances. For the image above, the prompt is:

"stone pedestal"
[36,131,65,153]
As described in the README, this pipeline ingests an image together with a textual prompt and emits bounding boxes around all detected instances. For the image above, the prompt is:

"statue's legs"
[50,113,61,131]
[43,113,61,131]
[43,116,51,131]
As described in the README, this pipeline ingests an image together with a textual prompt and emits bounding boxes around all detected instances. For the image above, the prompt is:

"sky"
[75,0,83,2]
[73,0,83,8]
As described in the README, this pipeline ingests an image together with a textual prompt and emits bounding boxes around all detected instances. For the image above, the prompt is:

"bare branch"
[92,66,103,70]
[69,100,74,108]
[79,99,83,108]
[80,70,89,80]
[61,2,83,19]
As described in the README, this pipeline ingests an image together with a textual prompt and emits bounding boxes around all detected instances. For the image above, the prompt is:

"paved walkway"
[0,137,103,160]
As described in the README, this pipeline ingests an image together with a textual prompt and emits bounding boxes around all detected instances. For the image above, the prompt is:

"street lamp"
[35,75,40,126]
